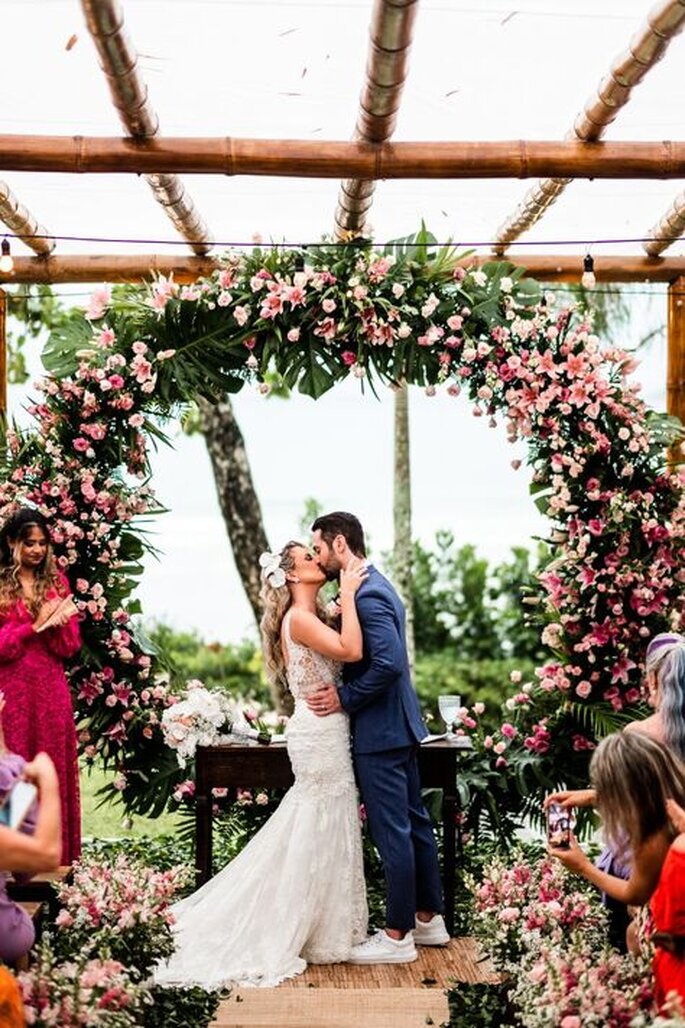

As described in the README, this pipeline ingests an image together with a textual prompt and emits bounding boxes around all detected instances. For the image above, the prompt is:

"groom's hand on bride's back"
[306,684,342,717]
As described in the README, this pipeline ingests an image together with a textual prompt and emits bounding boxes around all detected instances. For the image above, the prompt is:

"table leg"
[442,788,457,936]
[195,793,212,886]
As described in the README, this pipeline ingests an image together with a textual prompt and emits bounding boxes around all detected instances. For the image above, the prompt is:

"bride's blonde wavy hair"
[259,542,300,690]
[0,508,63,617]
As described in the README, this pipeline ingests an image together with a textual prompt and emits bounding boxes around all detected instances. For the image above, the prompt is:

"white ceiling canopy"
[0,0,683,263]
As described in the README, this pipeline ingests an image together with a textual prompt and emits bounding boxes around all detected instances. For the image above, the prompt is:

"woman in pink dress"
[0,508,81,863]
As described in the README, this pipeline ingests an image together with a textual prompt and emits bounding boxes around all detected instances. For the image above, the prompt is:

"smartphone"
[0,780,38,830]
[546,801,571,850]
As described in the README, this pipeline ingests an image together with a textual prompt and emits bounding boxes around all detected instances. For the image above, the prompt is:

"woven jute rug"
[211,937,496,1027]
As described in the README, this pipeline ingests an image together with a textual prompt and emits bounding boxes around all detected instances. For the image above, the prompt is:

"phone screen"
[0,780,37,830]
[547,802,571,850]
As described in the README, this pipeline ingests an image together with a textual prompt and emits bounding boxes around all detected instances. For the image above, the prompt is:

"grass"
[80,760,181,841]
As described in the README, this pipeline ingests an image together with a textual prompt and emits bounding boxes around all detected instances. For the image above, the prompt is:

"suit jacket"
[338,565,427,754]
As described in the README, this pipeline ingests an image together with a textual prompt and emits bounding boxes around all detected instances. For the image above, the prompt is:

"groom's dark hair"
[312,511,366,558]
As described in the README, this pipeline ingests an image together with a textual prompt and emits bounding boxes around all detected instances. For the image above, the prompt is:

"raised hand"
[22,752,59,792]
[666,798,685,834]
[340,558,368,599]
[548,834,591,875]
[543,788,596,811]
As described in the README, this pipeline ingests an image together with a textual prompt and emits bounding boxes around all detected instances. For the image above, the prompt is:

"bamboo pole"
[644,190,685,257]
[667,277,685,459]
[494,0,685,252]
[0,136,683,179]
[80,0,211,255]
[0,288,6,417]
[335,0,419,236]
[2,253,685,285]
[0,180,54,255]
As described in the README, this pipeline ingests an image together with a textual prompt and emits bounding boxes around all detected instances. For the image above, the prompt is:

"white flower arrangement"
[161,680,272,767]
[161,680,230,767]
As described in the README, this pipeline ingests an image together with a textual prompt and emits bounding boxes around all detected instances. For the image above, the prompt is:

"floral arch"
[2,230,683,816]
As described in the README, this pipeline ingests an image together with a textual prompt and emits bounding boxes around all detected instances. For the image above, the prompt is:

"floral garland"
[0,229,683,813]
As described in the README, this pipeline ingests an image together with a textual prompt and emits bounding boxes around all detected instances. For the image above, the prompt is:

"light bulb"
[0,239,13,274]
[581,254,595,290]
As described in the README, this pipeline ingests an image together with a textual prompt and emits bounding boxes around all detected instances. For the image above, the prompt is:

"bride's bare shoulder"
[287,607,321,641]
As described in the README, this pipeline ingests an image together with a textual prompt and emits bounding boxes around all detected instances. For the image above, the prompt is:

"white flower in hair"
[259,551,286,588]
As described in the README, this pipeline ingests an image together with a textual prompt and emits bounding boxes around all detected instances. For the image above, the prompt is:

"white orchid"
[259,551,286,588]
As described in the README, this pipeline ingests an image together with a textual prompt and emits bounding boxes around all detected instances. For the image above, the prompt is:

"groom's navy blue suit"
[337,565,444,933]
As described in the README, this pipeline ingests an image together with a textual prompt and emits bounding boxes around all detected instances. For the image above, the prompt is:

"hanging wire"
[1,231,685,249]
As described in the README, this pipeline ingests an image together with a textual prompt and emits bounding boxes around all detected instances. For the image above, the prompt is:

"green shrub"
[144,622,271,705]
[143,985,222,1028]
[447,983,513,1027]
[415,653,536,730]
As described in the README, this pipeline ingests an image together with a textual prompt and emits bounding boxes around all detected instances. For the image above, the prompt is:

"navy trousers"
[355,745,444,933]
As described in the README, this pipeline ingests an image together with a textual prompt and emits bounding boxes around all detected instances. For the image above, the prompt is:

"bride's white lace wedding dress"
[154,610,368,989]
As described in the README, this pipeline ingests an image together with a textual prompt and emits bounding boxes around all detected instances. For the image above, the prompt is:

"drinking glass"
[438,695,462,738]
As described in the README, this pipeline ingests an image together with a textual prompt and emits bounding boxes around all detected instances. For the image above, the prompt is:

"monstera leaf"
[43,312,95,377]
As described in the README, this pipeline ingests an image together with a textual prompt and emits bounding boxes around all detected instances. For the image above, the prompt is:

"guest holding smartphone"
[0,508,81,862]
[0,692,62,963]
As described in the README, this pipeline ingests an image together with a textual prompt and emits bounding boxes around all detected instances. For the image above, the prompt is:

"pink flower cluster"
[20,947,146,1027]
[469,852,608,969]
[513,940,653,1028]
[53,851,189,962]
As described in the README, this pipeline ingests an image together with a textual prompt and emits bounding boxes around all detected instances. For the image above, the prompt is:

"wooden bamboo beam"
[494,0,685,253]
[0,288,6,417]
[0,180,54,256]
[335,0,419,236]
[0,137,683,179]
[2,252,685,285]
[80,0,211,255]
[644,190,685,257]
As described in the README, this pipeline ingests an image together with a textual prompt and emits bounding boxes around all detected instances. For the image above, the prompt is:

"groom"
[307,511,448,964]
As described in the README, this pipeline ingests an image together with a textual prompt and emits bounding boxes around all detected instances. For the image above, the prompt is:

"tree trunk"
[198,396,292,714]
[393,385,415,672]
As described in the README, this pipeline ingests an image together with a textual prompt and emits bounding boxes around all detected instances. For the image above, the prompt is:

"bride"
[155,542,369,988]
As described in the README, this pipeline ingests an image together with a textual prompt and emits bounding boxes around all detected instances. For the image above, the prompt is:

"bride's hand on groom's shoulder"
[340,560,368,598]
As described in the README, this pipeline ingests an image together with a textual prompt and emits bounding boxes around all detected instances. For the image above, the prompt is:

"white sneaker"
[348,929,418,965]
[413,914,450,946]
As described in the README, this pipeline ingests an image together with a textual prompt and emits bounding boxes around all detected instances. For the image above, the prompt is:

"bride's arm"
[289,564,366,662]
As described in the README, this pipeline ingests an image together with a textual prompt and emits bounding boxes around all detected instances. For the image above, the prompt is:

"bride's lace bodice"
[283,609,342,701]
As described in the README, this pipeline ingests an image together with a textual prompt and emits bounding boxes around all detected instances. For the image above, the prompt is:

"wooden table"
[195,738,467,936]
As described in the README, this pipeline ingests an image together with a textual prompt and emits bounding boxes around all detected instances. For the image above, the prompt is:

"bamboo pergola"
[0,0,683,419]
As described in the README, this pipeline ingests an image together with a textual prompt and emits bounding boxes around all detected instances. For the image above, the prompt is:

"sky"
[1,0,683,642]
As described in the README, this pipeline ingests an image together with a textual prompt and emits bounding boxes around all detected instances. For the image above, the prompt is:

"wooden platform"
[211,937,495,1028]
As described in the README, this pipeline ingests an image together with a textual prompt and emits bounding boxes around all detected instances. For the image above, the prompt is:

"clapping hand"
[34,596,78,633]
[33,598,62,632]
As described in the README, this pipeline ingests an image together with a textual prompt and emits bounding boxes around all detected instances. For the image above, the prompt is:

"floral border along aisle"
[0,227,683,814]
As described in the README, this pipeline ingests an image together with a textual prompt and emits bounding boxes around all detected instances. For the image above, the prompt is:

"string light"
[0,239,14,274]
[581,253,596,290]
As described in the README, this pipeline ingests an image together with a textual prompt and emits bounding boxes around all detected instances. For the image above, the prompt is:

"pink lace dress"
[0,577,81,863]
